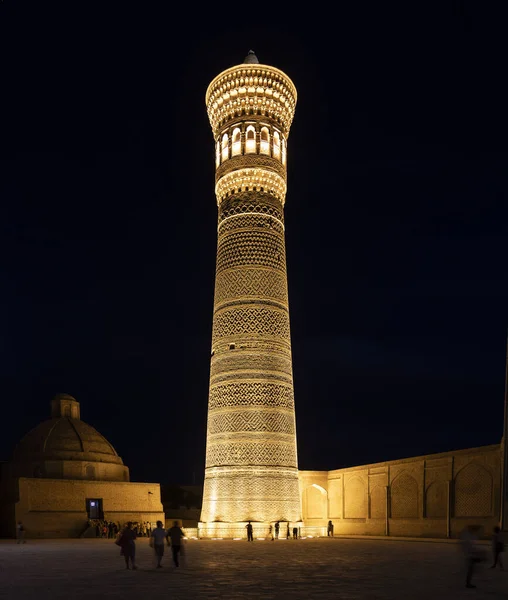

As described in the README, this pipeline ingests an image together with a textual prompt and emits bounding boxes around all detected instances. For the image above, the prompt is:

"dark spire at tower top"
[243,50,259,64]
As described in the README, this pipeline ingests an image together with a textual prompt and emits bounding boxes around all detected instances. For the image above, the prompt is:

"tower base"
[197,521,304,540]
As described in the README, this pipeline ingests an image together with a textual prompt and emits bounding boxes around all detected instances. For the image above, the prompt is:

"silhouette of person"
[16,521,26,544]
[286,522,290,539]
[327,520,334,537]
[490,526,504,569]
[246,521,254,542]
[292,526,298,539]
[166,521,185,567]
[460,524,485,588]
[119,522,137,570]
[268,524,274,541]
[150,520,167,568]
[274,521,280,539]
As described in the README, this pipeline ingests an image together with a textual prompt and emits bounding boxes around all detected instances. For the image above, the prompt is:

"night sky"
[2,3,507,486]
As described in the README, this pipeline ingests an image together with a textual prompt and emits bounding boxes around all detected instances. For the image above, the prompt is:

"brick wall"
[299,444,501,538]
[13,478,164,538]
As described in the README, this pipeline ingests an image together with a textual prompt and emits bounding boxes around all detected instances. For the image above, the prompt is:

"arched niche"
[260,127,270,155]
[344,477,366,518]
[425,481,447,518]
[302,483,327,519]
[245,126,256,154]
[370,485,386,519]
[391,472,418,518]
[231,128,241,156]
[454,463,492,517]
[221,133,229,163]
[273,131,281,160]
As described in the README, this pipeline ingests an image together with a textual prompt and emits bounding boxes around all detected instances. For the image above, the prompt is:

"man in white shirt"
[150,521,167,568]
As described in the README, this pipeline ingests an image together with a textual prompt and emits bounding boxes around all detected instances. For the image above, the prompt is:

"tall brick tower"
[200,51,301,535]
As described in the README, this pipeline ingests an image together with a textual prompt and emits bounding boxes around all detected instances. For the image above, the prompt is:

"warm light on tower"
[200,51,301,534]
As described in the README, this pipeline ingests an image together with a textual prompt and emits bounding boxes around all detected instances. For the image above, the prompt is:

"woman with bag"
[117,522,137,570]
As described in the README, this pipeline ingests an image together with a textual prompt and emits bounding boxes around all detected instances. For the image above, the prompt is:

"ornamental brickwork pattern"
[201,55,301,525]
[201,193,300,522]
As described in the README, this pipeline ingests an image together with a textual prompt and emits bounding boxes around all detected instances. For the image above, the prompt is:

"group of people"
[88,520,120,539]
[87,520,153,539]
[115,520,186,570]
[246,521,299,541]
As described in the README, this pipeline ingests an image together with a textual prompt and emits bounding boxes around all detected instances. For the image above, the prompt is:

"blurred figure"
[286,522,290,539]
[268,524,274,541]
[460,524,485,588]
[119,522,137,570]
[490,526,504,570]
[166,521,185,567]
[16,521,26,544]
[246,521,253,542]
[327,520,334,537]
[150,520,167,568]
[292,526,298,539]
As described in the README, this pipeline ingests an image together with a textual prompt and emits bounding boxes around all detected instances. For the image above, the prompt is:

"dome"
[10,395,129,482]
[13,417,123,465]
[243,50,259,64]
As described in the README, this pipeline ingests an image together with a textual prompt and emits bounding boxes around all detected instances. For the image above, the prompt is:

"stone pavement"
[0,536,506,599]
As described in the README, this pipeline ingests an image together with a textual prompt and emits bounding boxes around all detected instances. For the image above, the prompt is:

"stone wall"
[8,478,164,538]
[299,444,501,538]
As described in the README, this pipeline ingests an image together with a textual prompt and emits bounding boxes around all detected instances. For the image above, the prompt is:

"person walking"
[292,526,298,540]
[490,526,504,570]
[274,521,280,540]
[286,522,290,539]
[268,524,274,541]
[16,521,26,544]
[460,524,485,589]
[118,522,137,570]
[150,520,167,568]
[246,521,253,542]
[166,521,185,567]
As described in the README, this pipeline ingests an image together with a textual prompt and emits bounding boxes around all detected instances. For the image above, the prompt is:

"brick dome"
[13,414,123,465]
[10,395,129,481]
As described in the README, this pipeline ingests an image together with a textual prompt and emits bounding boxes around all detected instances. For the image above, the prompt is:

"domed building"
[11,394,129,482]
[0,395,164,538]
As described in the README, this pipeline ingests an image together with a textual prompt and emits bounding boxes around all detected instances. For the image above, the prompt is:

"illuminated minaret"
[200,51,301,533]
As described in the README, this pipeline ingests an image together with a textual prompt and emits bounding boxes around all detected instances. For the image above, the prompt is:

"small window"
[245,126,256,154]
[260,127,270,155]
[229,344,236,350]
[221,133,229,163]
[273,131,281,160]
[231,128,241,156]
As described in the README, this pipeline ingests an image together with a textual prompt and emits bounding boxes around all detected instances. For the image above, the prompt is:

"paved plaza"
[0,536,506,599]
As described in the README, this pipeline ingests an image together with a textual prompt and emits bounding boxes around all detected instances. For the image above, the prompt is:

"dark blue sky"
[1,2,507,484]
